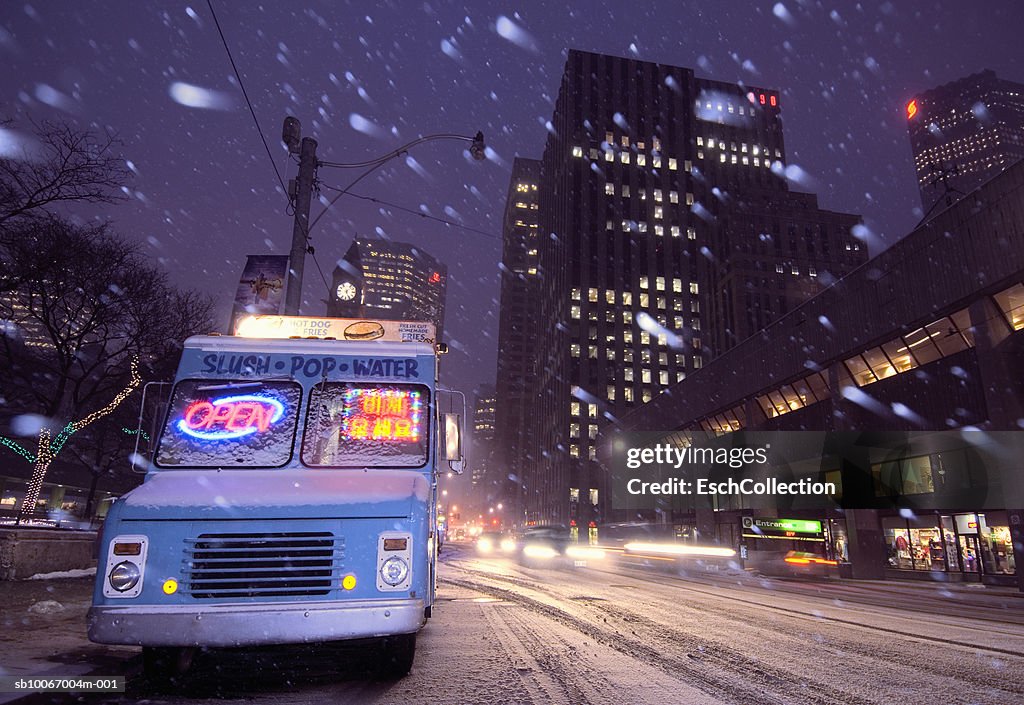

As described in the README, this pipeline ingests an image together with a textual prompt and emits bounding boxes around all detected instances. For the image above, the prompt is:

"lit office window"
[570,423,580,438]
[660,371,669,385]
[654,206,663,219]
[588,288,598,302]
[654,224,664,236]
[624,368,634,381]
[636,153,646,166]
[690,282,699,294]
[669,158,678,170]
[571,344,580,357]
[572,146,583,158]
[571,288,581,300]
[640,276,649,289]
[671,225,681,238]
[622,291,633,305]
[605,182,615,195]
[639,293,649,307]
[641,369,651,384]
[571,305,581,319]
[624,387,634,402]
[656,276,666,291]
[672,278,682,293]
[670,191,679,204]
[571,402,580,416]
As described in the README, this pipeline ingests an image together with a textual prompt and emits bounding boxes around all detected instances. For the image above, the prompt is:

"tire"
[377,633,416,679]
[142,646,194,686]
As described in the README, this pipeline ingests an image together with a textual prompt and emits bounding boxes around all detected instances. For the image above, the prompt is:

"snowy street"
[5,544,1024,704]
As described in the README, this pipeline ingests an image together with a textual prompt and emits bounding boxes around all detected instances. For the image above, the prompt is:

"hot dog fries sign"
[235,315,435,343]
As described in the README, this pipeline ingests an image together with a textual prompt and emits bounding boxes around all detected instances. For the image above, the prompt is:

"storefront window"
[883,517,913,570]
[908,517,945,571]
[979,511,1016,575]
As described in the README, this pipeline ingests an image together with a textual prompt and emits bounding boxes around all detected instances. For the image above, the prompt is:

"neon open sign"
[177,394,286,440]
[342,388,422,442]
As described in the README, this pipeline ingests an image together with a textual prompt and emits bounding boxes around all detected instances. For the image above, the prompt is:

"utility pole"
[285,130,318,315]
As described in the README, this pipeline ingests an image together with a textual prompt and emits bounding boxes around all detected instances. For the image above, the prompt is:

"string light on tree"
[16,357,142,518]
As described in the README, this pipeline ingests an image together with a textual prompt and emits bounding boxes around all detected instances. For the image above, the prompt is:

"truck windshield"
[301,382,430,468]
[154,379,302,468]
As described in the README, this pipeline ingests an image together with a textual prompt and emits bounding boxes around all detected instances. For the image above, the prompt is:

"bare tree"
[0,119,128,235]
[0,217,214,515]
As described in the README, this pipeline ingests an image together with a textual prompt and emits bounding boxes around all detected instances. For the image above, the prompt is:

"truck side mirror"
[441,413,463,464]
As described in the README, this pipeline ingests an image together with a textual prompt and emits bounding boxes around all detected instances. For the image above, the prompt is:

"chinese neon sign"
[906,99,918,119]
[341,388,422,442]
[176,394,286,440]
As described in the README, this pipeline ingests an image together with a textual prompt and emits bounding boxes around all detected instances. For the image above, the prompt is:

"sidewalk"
[0,576,136,705]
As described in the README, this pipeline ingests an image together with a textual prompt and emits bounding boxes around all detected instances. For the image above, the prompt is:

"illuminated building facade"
[516,50,864,527]
[471,385,496,487]
[907,69,1024,216]
[494,158,541,516]
[616,160,1024,591]
[328,238,447,338]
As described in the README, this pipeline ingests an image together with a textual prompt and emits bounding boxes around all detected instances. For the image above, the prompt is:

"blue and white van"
[88,317,458,678]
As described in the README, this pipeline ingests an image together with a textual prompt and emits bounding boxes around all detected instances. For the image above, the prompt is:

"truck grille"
[182,532,343,599]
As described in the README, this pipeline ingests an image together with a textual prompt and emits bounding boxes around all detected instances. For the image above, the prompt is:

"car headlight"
[108,561,141,592]
[380,556,410,586]
[500,538,516,553]
[477,538,494,553]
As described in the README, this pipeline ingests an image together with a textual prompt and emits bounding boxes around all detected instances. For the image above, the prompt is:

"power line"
[205,0,287,199]
[320,185,499,240]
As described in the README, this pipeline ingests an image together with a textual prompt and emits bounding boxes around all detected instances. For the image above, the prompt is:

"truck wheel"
[142,646,194,685]
[377,633,416,679]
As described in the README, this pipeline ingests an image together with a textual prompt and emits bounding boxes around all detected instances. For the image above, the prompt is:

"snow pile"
[27,600,65,614]
[27,567,96,580]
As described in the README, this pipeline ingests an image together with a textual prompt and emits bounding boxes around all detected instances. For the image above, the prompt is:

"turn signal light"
[113,542,142,556]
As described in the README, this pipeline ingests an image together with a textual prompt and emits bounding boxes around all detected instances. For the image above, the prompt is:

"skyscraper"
[494,158,541,519]
[907,70,1024,217]
[509,49,865,527]
[328,237,447,337]
[470,385,497,488]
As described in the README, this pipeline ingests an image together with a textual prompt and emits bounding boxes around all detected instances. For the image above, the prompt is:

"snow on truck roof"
[183,335,436,357]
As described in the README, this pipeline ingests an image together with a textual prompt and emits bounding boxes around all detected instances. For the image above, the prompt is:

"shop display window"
[979,511,1016,575]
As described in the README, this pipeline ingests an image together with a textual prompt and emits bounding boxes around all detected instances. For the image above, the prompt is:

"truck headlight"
[108,561,141,592]
[380,556,409,587]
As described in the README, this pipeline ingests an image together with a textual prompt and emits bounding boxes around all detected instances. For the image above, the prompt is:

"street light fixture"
[281,117,486,315]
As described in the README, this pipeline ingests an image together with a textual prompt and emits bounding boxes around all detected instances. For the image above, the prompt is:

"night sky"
[3,1,1023,399]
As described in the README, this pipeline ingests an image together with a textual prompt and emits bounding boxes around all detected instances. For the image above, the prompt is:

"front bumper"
[88,598,425,647]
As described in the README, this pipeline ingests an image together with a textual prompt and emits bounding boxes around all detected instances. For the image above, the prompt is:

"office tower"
[470,385,497,487]
[511,49,865,526]
[907,69,1024,216]
[328,237,447,337]
[494,158,542,518]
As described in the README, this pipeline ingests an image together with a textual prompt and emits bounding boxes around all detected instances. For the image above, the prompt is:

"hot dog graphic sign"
[235,315,435,343]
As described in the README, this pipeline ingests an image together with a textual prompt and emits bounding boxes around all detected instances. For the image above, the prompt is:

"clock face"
[336,282,357,301]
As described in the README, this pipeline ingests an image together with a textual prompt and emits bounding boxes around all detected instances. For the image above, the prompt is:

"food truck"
[88,315,460,679]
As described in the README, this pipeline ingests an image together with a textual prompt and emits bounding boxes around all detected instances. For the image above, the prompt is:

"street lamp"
[281,117,486,315]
